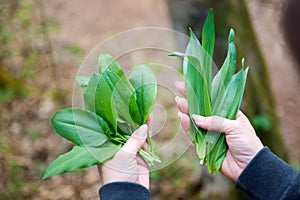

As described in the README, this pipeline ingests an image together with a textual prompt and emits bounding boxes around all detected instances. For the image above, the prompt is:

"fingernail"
[177,111,182,119]
[192,114,205,123]
[136,124,148,137]
[175,96,181,108]
[175,96,180,104]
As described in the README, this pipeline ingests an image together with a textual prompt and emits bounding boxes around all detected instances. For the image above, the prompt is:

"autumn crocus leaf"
[42,142,120,180]
[184,54,211,161]
[211,29,236,106]
[128,65,157,124]
[51,108,109,147]
[170,8,249,173]
[84,73,117,133]
[202,8,215,93]
[206,67,248,173]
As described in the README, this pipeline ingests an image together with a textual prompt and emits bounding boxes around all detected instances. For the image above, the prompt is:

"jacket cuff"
[99,182,150,200]
[235,147,297,199]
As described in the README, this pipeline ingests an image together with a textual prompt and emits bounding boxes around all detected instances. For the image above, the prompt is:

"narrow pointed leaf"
[202,8,215,92]
[51,108,109,146]
[205,68,248,173]
[184,28,203,78]
[170,9,249,173]
[211,29,237,105]
[183,55,212,160]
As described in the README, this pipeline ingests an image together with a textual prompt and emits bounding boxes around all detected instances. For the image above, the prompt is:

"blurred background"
[1,0,300,199]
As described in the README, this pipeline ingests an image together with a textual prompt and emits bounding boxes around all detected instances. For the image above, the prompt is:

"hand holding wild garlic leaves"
[171,9,249,173]
[42,53,160,180]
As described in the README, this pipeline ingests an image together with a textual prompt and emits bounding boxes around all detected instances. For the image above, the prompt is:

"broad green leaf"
[84,73,117,132]
[101,69,140,132]
[98,54,143,127]
[128,65,157,124]
[202,8,215,93]
[42,142,120,180]
[76,76,90,93]
[98,53,124,77]
[51,108,109,147]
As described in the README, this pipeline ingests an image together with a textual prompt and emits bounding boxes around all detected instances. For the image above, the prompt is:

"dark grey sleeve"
[236,147,300,200]
[99,182,150,200]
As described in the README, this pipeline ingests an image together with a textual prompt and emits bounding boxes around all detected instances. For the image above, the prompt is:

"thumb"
[192,114,234,134]
[120,124,148,154]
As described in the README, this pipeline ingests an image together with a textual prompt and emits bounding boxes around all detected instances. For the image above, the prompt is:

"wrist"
[236,145,264,180]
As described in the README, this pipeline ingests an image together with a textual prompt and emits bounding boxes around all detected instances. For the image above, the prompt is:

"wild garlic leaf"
[51,108,109,147]
[84,73,117,133]
[98,53,124,77]
[76,76,90,93]
[101,69,140,133]
[202,8,215,93]
[98,54,143,127]
[42,142,120,180]
[128,65,157,124]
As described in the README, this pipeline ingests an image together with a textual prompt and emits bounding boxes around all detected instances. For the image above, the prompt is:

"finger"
[178,111,190,132]
[137,155,148,169]
[175,96,188,114]
[175,81,186,97]
[146,112,153,135]
[121,124,148,154]
[236,110,250,123]
[192,114,235,135]
[146,112,153,126]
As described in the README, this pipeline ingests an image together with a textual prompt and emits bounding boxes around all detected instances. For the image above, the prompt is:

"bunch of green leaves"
[42,53,160,180]
[170,9,248,173]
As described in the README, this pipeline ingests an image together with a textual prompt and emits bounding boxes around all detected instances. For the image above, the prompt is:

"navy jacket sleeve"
[236,147,300,200]
[99,182,150,200]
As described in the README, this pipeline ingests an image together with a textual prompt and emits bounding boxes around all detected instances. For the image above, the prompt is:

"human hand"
[98,124,150,188]
[175,81,263,181]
